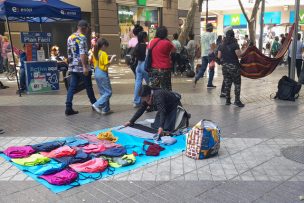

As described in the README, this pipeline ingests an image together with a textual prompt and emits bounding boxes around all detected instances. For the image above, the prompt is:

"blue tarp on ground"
[0,0,81,22]
[0,128,186,193]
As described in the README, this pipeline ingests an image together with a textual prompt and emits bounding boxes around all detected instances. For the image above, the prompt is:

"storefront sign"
[21,32,53,44]
[138,0,146,6]
[290,10,304,25]
[223,14,247,28]
[264,12,281,24]
[25,61,59,94]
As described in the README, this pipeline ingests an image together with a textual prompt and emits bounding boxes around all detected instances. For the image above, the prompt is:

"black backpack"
[275,76,301,101]
[125,47,137,74]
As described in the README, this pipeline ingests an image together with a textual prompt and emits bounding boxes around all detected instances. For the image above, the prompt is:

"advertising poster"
[25,61,59,94]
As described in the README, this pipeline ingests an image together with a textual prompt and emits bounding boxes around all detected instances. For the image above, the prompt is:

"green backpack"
[12,154,50,166]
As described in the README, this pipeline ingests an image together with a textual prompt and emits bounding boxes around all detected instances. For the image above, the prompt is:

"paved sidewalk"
[0,64,303,202]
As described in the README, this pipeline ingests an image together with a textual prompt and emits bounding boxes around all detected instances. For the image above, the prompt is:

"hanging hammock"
[240,24,295,79]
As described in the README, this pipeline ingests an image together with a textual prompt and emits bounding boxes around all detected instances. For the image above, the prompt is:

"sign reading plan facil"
[21,32,53,44]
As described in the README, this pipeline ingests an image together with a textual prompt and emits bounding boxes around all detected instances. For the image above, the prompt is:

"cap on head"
[223,26,233,37]
[78,20,89,29]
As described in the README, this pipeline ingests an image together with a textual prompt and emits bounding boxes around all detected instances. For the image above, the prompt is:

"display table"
[25,61,59,94]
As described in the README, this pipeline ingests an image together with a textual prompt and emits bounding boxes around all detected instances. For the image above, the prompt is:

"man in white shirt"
[194,23,217,88]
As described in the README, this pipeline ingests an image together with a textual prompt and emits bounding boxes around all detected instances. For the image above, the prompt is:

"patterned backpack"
[186,120,221,160]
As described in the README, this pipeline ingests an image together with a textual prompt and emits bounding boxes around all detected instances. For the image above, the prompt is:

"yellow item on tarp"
[97,131,118,143]
[103,154,136,168]
[12,154,50,166]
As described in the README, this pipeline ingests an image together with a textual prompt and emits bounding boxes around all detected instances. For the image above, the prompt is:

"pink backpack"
[81,144,106,154]
[3,146,35,158]
[39,168,78,186]
[40,145,76,158]
[69,158,108,173]
[76,134,121,148]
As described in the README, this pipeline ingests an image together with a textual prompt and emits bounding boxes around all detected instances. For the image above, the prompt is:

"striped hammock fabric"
[240,24,295,79]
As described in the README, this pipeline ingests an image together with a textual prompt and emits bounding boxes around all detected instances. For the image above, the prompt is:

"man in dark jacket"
[125,85,182,135]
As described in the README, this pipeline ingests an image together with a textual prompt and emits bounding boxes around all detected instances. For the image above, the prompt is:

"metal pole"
[290,0,300,80]
[206,0,208,28]
[258,0,265,51]
[5,17,21,97]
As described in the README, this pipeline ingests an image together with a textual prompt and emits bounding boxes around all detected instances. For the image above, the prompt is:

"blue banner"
[223,14,247,29]
[25,61,59,94]
[264,12,281,24]
[21,32,53,44]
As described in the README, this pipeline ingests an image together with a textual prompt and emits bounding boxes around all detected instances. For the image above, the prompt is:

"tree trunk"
[248,21,256,45]
[178,0,197,46]
[238,0,261,45]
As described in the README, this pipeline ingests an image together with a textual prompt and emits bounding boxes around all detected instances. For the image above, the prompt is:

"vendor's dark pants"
[288,57,303,79]
[151,106,178,132]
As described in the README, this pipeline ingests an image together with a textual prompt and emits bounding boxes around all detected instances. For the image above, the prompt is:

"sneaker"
[92,104,102,114]
[225,98,231,105]
[65,108,79,116]
[133,103,141,108]
[234,101,245,107]
[193,78,198,88]
[102,110,113,115]
[207,85,216,88]
[220,93,226,98]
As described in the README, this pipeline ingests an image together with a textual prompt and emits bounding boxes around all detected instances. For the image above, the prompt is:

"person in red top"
[149,26,176,90]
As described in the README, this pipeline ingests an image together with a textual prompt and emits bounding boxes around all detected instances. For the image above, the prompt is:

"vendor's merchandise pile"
[0,128,186,193]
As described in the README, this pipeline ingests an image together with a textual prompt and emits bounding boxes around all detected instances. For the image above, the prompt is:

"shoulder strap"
[150,39,162,51]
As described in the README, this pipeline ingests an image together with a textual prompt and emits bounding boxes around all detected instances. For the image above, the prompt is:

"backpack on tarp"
[2,146,35,158]
[39,168,78,186]
[12,154,50,166]
[60,137,89,147]
[186,120,221,160]
[69,158,108,173]
[81,144,107,154]
[40,145,76,158]
[24,160,66,176]
[54,150,91,165]
[32,140,65,152]
[274,76,301,101]
[92,146,127,157]
[103,154,136,168]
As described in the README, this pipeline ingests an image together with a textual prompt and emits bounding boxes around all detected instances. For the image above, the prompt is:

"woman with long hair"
[133,31,149,108]
[217,29,245,107]
[91,38,116,114]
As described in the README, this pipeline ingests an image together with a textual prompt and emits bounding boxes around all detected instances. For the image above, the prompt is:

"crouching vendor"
[125,85,182,135]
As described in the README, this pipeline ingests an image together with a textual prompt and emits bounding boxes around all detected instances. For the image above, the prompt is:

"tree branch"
[238,0,250,23]
[250,0,261,21]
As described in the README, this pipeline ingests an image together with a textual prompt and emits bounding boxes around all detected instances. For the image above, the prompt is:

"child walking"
[92,38,116,115]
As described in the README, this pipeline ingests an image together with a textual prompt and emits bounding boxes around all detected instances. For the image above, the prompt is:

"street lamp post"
[290,0,300,80]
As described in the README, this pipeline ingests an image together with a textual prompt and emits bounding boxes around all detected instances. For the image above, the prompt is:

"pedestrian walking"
[271,36,280,58]
[217,29,245,107]
[288,33,304,80]
[65,20,97,116]
[171,33,182,74]
[91,38,116,115]
[149,26,176,91]
[133,31,149,108]
[1,36,11,73]
[194,23,217,88]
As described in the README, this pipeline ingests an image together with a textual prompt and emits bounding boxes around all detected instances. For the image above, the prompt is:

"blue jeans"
[66,71,96,109]
[94,68,112,113]
[195,56,215,86]
[134,61,149,105]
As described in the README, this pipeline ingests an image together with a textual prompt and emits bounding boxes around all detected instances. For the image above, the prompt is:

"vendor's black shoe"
[234,100,245,107]
[65,108,79,116]
[207,85,216,88]
[220,93,226,98]
[225,98,231,105]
